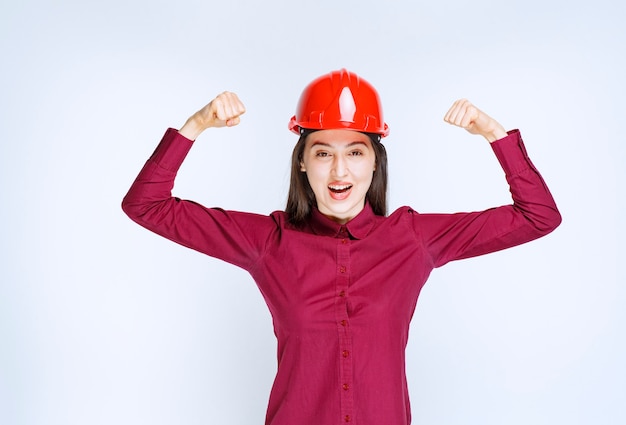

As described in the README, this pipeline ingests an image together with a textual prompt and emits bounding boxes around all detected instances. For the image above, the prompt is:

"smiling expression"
[300,129,377,224]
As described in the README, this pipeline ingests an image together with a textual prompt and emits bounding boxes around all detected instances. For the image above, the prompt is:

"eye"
[349,150,364,156]
[315,151,330,158]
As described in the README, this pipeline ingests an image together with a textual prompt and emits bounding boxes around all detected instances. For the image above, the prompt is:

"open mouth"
[328,184,353,194]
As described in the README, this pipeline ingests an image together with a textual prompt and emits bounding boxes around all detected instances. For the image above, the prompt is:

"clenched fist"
[180,91,246,140]
[444,99,507,143]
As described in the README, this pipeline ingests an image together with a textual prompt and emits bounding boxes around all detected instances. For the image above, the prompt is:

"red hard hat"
[288,69,390,137]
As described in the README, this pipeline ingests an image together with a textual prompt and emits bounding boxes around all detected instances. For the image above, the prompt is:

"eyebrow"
[310,141,369,149]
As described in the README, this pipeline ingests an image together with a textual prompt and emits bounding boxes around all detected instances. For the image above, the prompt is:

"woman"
[122,69,561,425]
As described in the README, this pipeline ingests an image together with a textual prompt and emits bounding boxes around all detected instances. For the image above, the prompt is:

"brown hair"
[285,130,388,227]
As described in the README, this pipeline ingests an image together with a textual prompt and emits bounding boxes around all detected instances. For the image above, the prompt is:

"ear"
[300,161,306,172]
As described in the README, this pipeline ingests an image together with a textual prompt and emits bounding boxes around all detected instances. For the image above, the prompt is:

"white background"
[1,1,623,424]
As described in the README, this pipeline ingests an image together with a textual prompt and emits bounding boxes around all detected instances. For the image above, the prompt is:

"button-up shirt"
[122,128,561,425]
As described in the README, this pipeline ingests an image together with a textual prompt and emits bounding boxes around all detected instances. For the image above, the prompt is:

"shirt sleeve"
[121,128,278,271]
[411,130,562,268]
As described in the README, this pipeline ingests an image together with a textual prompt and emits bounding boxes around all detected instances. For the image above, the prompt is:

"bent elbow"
[121,198,131,218]
[535,206,562,236]
[549,208,563,234]
[121,195,142,223]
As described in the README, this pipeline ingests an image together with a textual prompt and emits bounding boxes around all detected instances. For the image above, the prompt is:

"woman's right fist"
[180,92,246,140]
[199,91,246,129]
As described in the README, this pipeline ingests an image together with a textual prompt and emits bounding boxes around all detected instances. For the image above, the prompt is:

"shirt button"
[342,350,349,358]
[344,414,351,422]
[339,266,346,273]
[342,383,349,390]
[340,320,347,326]
[339,290,346,297]
[341,239,348,244]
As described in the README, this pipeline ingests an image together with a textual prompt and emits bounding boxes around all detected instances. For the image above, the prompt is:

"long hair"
[286,130,388,227]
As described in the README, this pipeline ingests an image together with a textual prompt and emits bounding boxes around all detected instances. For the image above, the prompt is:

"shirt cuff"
[148,128,195,172]
[490,129,537,176]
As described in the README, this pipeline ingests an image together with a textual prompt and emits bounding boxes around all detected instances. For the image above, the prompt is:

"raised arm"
[122,92,275,270]
[412,99,561,267]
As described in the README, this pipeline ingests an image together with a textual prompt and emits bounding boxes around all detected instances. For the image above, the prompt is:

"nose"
[332,155,348,177]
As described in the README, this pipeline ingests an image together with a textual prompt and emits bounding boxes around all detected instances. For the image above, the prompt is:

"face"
[300,129,377,224]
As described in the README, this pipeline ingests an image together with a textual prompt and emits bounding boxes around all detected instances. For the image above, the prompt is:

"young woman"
[122,69,561,425]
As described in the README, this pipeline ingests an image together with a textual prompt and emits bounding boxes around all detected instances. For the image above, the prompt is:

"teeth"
[329,184,352,192]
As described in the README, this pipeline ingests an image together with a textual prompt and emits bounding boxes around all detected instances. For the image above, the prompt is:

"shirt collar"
[308,202,377,240]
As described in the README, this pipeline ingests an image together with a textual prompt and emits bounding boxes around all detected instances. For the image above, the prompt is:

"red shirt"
[122,128,560,425]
